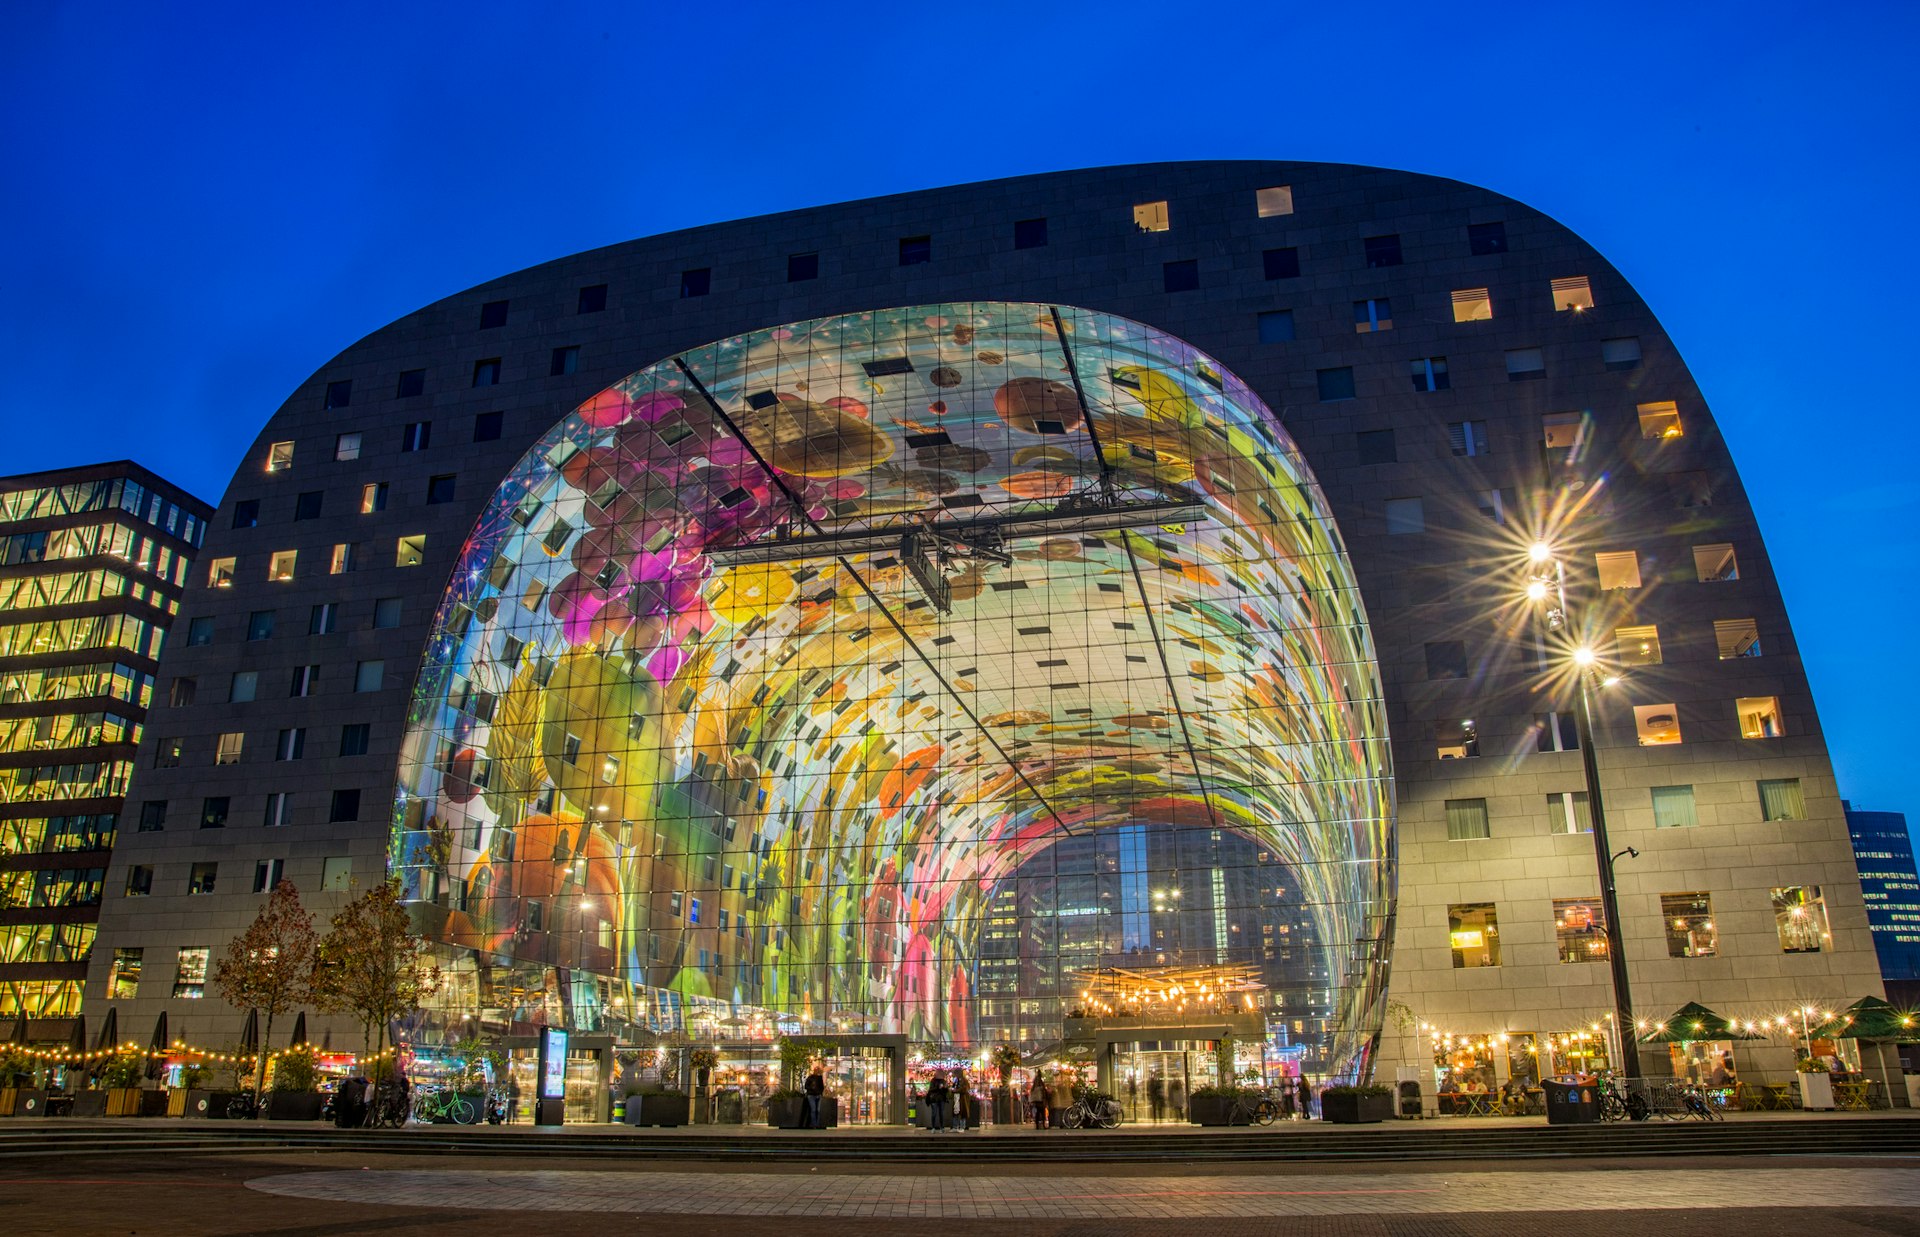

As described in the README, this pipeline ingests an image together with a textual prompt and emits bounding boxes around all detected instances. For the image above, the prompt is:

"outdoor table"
[1834,1081,1873,1111]
[1760,1083,1795,1110]
[1440,1092,1494,1116]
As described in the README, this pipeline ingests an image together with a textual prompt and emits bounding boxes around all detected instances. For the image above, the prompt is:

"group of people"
[1024,1069,1082,1128]
[922,1069,975,1131]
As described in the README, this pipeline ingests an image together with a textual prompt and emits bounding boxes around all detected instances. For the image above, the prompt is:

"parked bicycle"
[1228,1088,1282,1126]
[1059,1092,1123,1129]
[412,1087,480,1125]
[226,1090,261,1120]
[1596,1076,1649,1122]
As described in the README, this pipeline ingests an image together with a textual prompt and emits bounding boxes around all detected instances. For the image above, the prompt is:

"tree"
[212,880,317,1097]
[312,878,440,1071]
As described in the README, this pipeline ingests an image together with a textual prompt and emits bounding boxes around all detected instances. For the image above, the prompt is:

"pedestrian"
[1050,1070,1073,1128]
[1168,1078,1184,1122]
[1147,1074,1165,1123]
[951,1069,971,1131]
[804,1065,826,1129]
[505,1072,520,1124]
[1296,1074,1313,1120]
[1028,1072,1049,1130]
[925,1072,951,1132]
[1126,1074,1138,1121]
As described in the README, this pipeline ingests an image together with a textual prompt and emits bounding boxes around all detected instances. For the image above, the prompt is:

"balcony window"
[335,432,362,461]
[397,535,427,567]
[266,441,294,472]
[214,732,244,766]
[1436,718,1478,760]
[208,557,236,588]
[268,550,296,582]
[1594,551,1641,590]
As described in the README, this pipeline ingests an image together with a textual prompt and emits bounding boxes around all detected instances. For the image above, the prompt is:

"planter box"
[266,1091,324,1121]
[1321,1092,1395,1124]
[106,1089,145,1117]
[184,1090,241,1119]
[766,1095,805,1129]
[1798,1072,1835,1111]
[1186,1094,1238,1126]
[992,1088,1016,1125]
[0,1087,17,1116]
[624,1094,687,1128]
[69,1092,107,1118]
[166,1089,189,1118]
[8,1089,49,1117]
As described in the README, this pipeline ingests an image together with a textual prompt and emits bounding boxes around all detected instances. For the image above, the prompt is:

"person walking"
[1049,1070,1074,1129]
[504,1072,520,1124]
[1028,1072,1049,1130]
[1168,1078,1185,1123]
[925,1072,951,1132]
[803,1065,826,1129]
[1296,1074,1313,1120]
[951,1069,971,1131]
[1147,1075,1165,1123]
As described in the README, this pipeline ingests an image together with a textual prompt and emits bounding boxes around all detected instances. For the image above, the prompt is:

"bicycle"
[226,1090,261,1120]
[1228,1089,1281,1126]
[1060,1093,1123,1129]
[1596,1076,1649,1122]
[412,1087,479,1125]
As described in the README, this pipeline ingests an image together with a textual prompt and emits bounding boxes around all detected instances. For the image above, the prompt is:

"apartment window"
[1602,337,1642,370]
[1447,420,1490,457]
[1163,259,1199,293]
[1740,697,1786,740]
[334,432,362,462]
[322,856,353,891]
[1669,471,1714,508]
[1505,348,1546,380]
[1694,543,1739,582]
[550,346,579,376]
[266,550,296,582]
[1614,624,1663,666]
[354,661,384,693]
[1252,185,1294,217]
[1132,200,1169,232]
[309,603,338,635]
[1476,488,1513,524]
[679,267,710,298]
[1663,892,1718,958]
[1595,551,1641,590]
[1551,276,1594,312]
[208,557,237,588]
[199,797,229,829]
[109,947,143,998]
[1452,288,1493,322]
[1634,704,1682,746]
[274,728,305,761]
[1317,367,1355,401]
[331,722,369,758]
[1425,641,1468,680]
[1542,411,1587,453]
[1448,903,1500,967]
[1638,400,1683,440]
[373,597,402,629]
[251,858,285,894]
[401,421,431,452]
[138,801,167,832]
[396,534,427,567]
[396,368,425,398]
[1772,885,1828,952]
[1410,357,1449,392]
[1707,618,1762,661]
[472,358,501,387]
[1013,217,1048,249]
[215,732,245,765]
[239,611,273,643]
[329,789,360,822]
[1467,221,1508,255]
[329,542,360,574]
[229,671,258,703]
[267,441,295,472]
[155,738,183,768]
[898,235,931,265]
[324,379,352,409]
[1436,718,1478,760]
[1352,297,1392,332]
[1535,711,1579,752]
[289,665,317,698]
[426,475,457,505]
[186,616,214,646]
[1363,234,1402,267]
[1384,497,1425,534]
[577,283,608,313]
[1356,429,1396,466]
[783,252,819,282]
[230,499,259,529]
[172,947,210,999]
[1554,898,1608,963]
[478,299,509,329]
[1651,785,1699,829]
[465,412,503,446]
[360,482,389,513]
[1257,310,1295,343]
[263,792,292,828]
[169,678,196,707]
[1547,791,1592,834]
[1262,247,1300,280]
[1445,799,1490,841]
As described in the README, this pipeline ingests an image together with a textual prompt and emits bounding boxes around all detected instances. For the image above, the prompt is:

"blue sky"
[3,1,1915,823]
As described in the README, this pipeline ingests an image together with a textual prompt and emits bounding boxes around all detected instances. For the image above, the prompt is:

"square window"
[474,411,503,442]
[324,379,352,410]
[355,660,385,692]
[1553,897,1608,962]
[426,474,457,504]
[1476,488,1513,524]
[577,284,607,314]
[1772,885,1828,951]
[1317,367,1355,401]
[1614,624,1663,665]
[1132,200,1169,232]
[138,801,167,832]
[186,615,214,646]
[1551,276,1594,312]
[229,671,258,703]
[1257,309,1295,343]
[274,728,304,761]
[155,738,183,767]
[550,346,579,376]
[786,253,818,282]
[1452,288,1493,322]
[360,482,388,513]
[1363,234,1402,267]
[1410,357,1449,392]
[1384,497,1425,534]
[264,792,292,827]
[373,597,402,629]
[199,797,229,829]
[1447,420,1489,456]
[267,441,295,472]
[396,534,426,567]
[1637,400,1683,439]
[898,235,931,265]
[401,421,431,451]
[472,358,501,387]
[1595,551,1641,590]
[1693,543,1739,582]
[169,677,196,706]
[109,946,144,998]
[334,433,362,461]
[1739,696,1785,739]
[294,490,323,520]
[1013,218,1048,249]
[1651,785,1699,829]
[126,865,154,897]
[1634,703,1683,746]
[1425,641,1468,680]
[1669,471,1714,508]
[1662,892,1717,958]
[329,542,359,574]
[322,856,353,891]
[329,789,360,823]
[230,499,259,529]
[1352,297,1392,332]
[1542,411,1587,452]
[268,550,296,581]
[396,368,426,398]
[1505,348,1546,380]
[253,858,285,894]
[172,947,209,999]
[1163,259,1199,293]
[308,603,337,634]
[679,267,711,298]
[1715,618,1762,659]
[1467,222,1508,255]
[1436,718,1478,760]
[246,609,275,640]
[1262,246,1300,280]
[1547,791,1592,834]
[215,732,244,765]
[479,300,508,329]
[1602,337,1641,370]
[1447,902,1500,966]
[340,723,370,757]
[1255,185,1294,217]
[1535,711,1579,752]
[1356,429,1396,466]
[290,665,318,697]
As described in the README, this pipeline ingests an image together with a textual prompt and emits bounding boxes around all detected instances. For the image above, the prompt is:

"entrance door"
[824,1046,894,1125]
[1110,1041,1217,1123]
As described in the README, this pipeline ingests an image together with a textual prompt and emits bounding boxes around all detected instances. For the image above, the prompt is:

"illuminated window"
[1317,367,1355,401]
[1385,497,1425,534]
[108,947,142,998]
[396,535,426,567]
[268,550,296,581]
[1663,892,1717,958]
[322,856,352,891]
[1637,400,1683,439]
[1547,791,1591,834]
[1163,260,1199,293]
[1651,785,1698,829]
[1132,201,1169,232]
[1411,357,1449,391]
[1467,222,1507,255]
[1013,218,1047,249]
[1613,624,1662,665]
[396,369,425,398]
[1554,897,1607,962]
[1364,235,1402,268]
[1542,411,1586,453]
[898,236,931,266]
[214,732,244,766]
[229,671,257,704]
[1535,712,1578,752]
[172,947,209,998]
[1445,798,1490,840]
[1551,276,1594,312]
[1715,619,1762,659]
[479,300,508,329]
[786,253,817,282]
[1352,297,1392,332]
[550,346,579,376]
[1425,641,1468,680]
[329,543,358,574]
[472,358,501,387]
[1602,337,1641,370]
[577,284,607,313]
[1257,310,1295,343]
[1452,288,1493,322]
[208,557,236,588]
[1263,247,1300,279]
[329,789,360,822]
[334,433,362,461]
[231,499,259,528]
[1436,718,1478,760]
[1448,903,1500,967]
[1255,185,1294,217]
[679,268,710,298]
[402,421,431,452]
[1447,420,1489,456]
[1356,429,1396,466]
[360,482,388,514]
[1740,697,1785,740]
[1505,348,1546,380]
[1594,551,1641,590]
[354,661,384,693]
[1693,543,1739,582]
[324,380,352,409]
[1634,703,1682,746]
[266,441,294,472]
[1772,885,1828,952]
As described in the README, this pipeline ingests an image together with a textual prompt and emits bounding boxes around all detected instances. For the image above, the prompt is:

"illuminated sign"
[539,1027,568,1100]
[1450,930,1485,950]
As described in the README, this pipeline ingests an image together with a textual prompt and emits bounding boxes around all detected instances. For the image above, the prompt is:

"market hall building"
[79,161,1883,1117]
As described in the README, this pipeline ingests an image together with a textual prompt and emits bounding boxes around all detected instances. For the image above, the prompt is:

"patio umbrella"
[7,1015,26,1045]
[67,1015,86,1056]
[1637,1001,1768,1043]
[1813,997,1920,1043]
[145,1010,168,1080]
[288,1011,307,1047]
[239,1008,260,1053]
[93,1006,117,1052]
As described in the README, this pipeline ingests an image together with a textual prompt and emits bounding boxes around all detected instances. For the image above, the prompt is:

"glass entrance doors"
[1108,1040,1220,1122]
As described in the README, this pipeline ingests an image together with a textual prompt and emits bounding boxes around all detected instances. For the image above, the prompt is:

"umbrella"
[288,1011,307,1047]
[1637,1001,1769,1043]
[7,1015,26,1045]
[145,1011,168,1080]
[1813,997,1920,1043]
[239,1008,260,1053]
[93,1007,117,1052]
[67,1015,86,1056]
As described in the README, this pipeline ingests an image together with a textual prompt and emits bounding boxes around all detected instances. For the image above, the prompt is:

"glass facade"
[394,303,1394,1078]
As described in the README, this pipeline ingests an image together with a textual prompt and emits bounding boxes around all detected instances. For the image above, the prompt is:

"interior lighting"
[1529,542,1554,564]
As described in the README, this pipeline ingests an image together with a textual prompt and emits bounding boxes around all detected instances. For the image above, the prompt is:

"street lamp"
[1526,542,1642,1081]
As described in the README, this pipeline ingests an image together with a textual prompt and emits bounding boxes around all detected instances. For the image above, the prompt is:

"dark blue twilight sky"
[2,3,1915,822]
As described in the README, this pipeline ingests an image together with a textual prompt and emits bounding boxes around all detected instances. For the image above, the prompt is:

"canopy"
[1813,996,1920,1043]
[1637,1001,1768,1043]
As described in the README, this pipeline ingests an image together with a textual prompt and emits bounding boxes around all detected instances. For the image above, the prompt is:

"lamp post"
[1527,543,1642,1081]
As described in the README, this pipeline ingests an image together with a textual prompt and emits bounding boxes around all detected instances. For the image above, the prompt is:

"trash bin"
[1542,1078,1600,1124]
[1397,1080,1424,1119]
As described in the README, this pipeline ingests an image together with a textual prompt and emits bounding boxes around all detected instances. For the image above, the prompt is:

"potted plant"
[1320,1083,1395,1124]
[266,1045,324,1120]
[168,1062,213,1117]
[0,1047,36,1116]
[100,1048,147,1116]
[1795,1057,1835,1111]
[990,1043,1021,1125]
[622,1082,687,1127]
[1185,1083,1252,1126]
